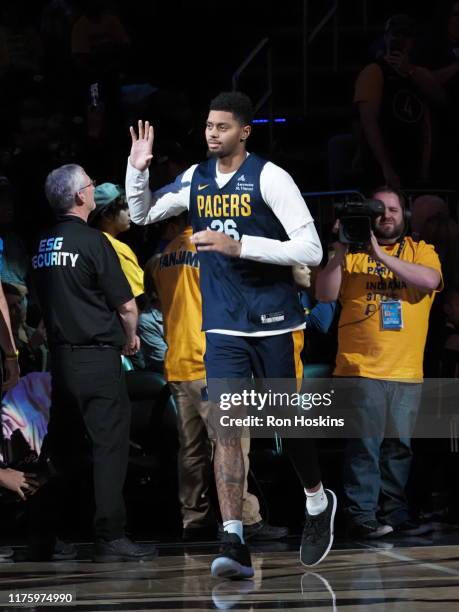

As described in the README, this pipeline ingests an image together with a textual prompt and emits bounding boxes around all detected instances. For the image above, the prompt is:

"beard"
[373,219,405,241]
[207,146,230,159]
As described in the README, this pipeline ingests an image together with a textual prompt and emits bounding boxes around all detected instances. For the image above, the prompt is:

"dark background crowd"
[1,0,459,544]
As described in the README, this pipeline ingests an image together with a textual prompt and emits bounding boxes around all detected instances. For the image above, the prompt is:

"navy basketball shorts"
[204,330,321,488]
[203,330,303,437]
[204,330,304,381]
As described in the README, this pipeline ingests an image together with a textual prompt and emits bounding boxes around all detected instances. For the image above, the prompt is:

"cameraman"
[316,187,442,538]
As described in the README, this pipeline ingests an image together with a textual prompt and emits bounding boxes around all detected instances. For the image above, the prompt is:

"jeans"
[343,377,422,527]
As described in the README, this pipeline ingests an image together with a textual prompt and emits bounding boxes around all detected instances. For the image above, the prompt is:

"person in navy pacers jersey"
[126,92,337,579]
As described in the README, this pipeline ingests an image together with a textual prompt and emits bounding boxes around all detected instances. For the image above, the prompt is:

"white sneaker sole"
[300,489,337,568]
[211,556,254,580]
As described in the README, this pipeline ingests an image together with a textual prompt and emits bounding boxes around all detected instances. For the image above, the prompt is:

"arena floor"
[1,533,459,610]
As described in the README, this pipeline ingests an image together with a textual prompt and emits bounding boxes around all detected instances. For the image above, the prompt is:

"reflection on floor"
[1,534,459,610]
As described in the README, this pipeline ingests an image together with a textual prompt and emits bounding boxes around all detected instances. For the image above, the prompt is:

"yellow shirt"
[153,227,206,382]
[103,233,144,297]
[334,238,442,381]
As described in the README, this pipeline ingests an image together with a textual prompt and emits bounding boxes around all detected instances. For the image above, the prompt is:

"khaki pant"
[169,379,262,528]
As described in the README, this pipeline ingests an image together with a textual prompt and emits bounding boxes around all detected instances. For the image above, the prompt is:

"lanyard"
[394,239,405,260]
[376,239,405,283]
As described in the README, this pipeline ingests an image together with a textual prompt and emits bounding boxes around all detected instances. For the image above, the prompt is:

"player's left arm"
[242,163,323,266]
[189,223,322,264]
[239,222,322,266]
[369,234,442,292]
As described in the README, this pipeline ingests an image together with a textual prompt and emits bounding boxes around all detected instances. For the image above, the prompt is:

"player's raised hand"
[129,120,154,172]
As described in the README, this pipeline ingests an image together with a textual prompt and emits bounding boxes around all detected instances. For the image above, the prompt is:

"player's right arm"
[126,120,193,225]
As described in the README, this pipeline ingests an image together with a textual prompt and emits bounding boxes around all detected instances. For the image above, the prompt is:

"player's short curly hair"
[209,91,254,126]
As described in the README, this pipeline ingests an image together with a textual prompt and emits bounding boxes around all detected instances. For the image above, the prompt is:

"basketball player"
[126,92,337,579]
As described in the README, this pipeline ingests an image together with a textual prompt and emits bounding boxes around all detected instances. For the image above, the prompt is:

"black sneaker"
[392,519,433,536]
[93,537,158,563]
[211,533,254,580]
[348,520,393,539]
[300,489,337,567]
[244,520,288,541]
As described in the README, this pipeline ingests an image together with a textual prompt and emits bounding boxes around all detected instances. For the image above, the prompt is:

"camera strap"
[394,239,405,260]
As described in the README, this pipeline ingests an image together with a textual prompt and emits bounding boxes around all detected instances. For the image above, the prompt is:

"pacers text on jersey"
[197,193,252,218]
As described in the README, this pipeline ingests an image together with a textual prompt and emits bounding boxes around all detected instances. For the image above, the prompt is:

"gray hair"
[45,164,86,214]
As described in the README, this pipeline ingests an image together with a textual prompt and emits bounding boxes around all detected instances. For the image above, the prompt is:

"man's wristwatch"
[5,350,19,360]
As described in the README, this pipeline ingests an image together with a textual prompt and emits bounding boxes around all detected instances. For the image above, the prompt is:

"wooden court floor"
[1,539,459,610]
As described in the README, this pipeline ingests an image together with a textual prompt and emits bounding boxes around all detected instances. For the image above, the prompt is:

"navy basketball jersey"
[189,154,304,333]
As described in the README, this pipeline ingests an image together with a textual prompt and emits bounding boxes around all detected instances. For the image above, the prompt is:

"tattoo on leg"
[214,437,244,522]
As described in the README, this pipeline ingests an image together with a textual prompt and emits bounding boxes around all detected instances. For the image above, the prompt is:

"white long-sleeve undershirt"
[125,158,323,268]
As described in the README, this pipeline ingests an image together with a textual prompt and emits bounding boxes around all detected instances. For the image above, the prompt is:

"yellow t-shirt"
[103,233,144,298]
[334,238,442,381]
[153,227,206,382]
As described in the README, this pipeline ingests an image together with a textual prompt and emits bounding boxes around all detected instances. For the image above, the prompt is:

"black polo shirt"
[32,215,133,347]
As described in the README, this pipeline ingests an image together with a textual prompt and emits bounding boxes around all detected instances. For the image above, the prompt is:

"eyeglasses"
[78,179,97,192]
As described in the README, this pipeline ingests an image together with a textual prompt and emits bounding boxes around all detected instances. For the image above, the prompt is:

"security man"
[32,163,156,562]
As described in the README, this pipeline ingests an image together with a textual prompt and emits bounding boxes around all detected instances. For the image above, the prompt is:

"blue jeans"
[343,378,422,527]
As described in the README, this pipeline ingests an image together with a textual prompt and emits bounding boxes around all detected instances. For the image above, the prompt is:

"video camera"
[334,199,385,247]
